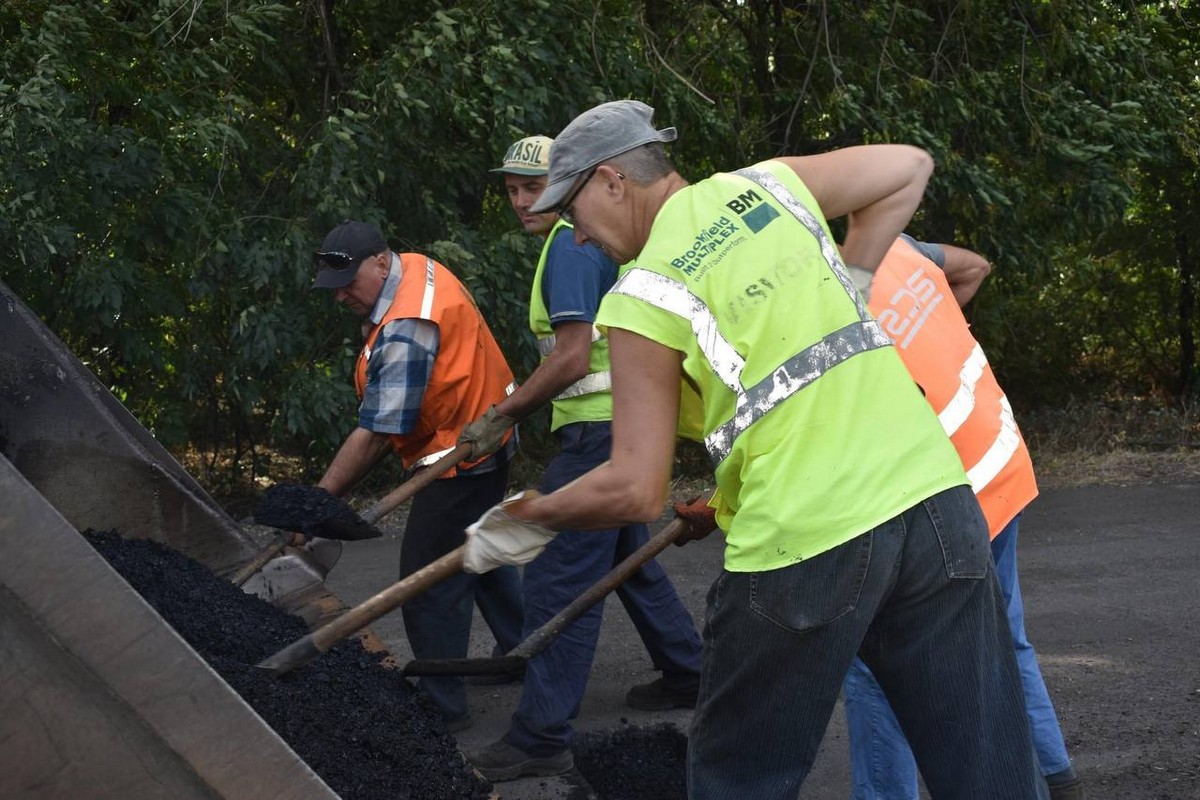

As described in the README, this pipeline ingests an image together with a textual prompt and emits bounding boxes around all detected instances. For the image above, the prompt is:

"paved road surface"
[326,482,1199,799]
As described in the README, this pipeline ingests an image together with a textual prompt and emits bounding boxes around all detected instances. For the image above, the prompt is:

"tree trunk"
[1177,228,1195,400]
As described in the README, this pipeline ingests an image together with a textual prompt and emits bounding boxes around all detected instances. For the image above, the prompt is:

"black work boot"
[466,739,573,781]
[1048,777,1086,800]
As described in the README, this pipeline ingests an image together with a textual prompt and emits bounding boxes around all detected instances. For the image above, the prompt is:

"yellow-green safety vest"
[596,160,968,572]
[528,219,614,431]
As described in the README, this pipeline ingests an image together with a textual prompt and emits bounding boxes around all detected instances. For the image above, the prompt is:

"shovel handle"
[312,545,465,652]
[257,545,465,677]
[511,516,687,660]
[361,442,475,525]
[404,513,696,677]
[228,533,292,587]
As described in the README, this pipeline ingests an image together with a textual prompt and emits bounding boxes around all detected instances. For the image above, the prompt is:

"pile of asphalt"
[85,529,491,800]
[572,722,687,800]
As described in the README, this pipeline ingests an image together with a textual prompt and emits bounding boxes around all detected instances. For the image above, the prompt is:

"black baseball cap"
[313,220,388,289]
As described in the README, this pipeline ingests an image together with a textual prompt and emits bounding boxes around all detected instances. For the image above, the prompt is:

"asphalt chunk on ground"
[84,529,491,800]
[572,722,688,800]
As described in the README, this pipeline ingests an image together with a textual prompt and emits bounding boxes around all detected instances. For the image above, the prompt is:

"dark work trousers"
[687,485,1042,800]
[504,421,704,755]
[399,463,524,722]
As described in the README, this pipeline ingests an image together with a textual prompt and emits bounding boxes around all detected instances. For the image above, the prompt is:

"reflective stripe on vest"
[418,255,436,319]
[610,169,892,464]
[933,342,1023,493]
[355,253,516,476]
[535,325,604,356]
[967,396,1022,493]
[535,325,610,400]
[735,167,870,317]
[555,371,612,399]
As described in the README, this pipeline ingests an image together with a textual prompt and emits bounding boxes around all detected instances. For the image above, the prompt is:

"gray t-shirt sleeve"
[899,233,946,269]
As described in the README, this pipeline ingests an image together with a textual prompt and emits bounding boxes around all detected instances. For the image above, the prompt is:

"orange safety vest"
[354,253,515,478]
[868,238,1038,537]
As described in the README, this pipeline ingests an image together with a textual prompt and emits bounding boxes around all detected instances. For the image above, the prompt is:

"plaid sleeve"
[358,318,440,435]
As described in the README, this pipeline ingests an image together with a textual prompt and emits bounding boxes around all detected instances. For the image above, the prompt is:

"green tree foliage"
[1,0,1196,486]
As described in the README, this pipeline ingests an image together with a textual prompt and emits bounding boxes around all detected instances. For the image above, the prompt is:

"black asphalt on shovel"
[232,443,474,587]
[227,488,382,588]
[401,514,690,680]
[254,443,476,676]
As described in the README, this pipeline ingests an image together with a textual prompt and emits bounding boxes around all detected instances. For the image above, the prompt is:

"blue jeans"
[688,485,1042,800]
[844,515,1071,798]
[400,465,524,721]
[504,422,703,755]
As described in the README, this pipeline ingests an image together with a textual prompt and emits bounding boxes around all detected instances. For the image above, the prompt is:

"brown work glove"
[672,494,719,546]
[458,405,517,461]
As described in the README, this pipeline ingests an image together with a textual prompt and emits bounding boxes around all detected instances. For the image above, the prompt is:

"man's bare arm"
[316,426,393,496]
[777,145,933,272]
[494,321,594,420]
[940,244,992,307]
[515,328,681,529]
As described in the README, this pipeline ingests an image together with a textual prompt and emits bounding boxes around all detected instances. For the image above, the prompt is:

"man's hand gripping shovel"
[255,486,556,677]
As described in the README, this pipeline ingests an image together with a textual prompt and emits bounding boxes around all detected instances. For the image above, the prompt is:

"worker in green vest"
[457,135,703,782]
[462,101,1045,800]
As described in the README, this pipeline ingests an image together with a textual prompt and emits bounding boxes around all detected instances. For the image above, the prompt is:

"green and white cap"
[491,135,553,175]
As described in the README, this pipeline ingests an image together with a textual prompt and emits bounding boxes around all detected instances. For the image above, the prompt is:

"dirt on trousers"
[84,529,491,800]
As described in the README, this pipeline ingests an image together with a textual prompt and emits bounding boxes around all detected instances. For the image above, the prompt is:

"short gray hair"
[607,143,676,185]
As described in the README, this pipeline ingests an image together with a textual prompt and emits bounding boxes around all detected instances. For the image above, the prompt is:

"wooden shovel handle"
[361,442,475,525]
[310,545,465,654]
[228,533,292,587]
[511,516,687,660]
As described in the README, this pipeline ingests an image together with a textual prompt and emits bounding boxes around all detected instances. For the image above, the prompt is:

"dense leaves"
[1,0,1196,484]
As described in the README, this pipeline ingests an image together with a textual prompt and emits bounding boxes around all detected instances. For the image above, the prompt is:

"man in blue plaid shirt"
[312,220,524,733]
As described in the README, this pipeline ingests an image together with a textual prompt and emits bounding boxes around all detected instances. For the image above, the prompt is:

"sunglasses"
[558,168,598,225]
[314,250,360,270]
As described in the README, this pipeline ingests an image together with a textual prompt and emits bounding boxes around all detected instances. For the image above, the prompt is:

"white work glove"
[458,405,517,461]
[463,491,557,574]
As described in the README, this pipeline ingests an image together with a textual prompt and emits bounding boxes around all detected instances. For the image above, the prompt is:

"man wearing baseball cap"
[311,219,525,733]
[458,136,703,781]
[464,101,1045,798]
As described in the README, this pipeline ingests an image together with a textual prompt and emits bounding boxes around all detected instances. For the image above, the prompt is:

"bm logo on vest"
[725,189,779,233]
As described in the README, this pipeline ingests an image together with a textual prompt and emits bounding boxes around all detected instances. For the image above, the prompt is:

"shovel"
[402,514,690,680]
[253,443,477,676]
[256,543,466,676]
[232,443,474,586]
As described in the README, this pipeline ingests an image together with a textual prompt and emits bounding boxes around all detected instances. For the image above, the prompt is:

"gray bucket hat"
[529,100,677,214]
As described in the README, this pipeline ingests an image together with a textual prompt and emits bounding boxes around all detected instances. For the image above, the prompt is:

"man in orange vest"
[844,234,1084,800]
[312,219,525,733]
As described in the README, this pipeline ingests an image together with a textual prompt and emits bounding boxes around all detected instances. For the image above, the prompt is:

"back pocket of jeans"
[748,534,872,635]
[925,486,990,580]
